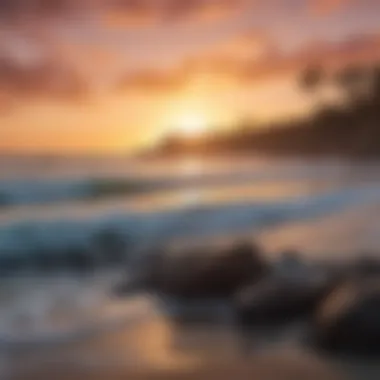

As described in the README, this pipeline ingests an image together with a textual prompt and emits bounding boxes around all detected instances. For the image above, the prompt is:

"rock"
[171,242,266,298]
[234,253,334,328]
[312,278,380,355]
[234,277,328,328]
[233,257,335,355]
[349,256,380,279]
[272,250,312,281]
[114,241,268,299]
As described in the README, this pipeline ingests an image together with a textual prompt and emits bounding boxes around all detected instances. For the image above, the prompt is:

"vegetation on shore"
[157,63,380,158]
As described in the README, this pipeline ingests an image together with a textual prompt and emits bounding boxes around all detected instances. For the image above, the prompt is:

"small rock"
[272,250,312,282]
[234,276,328,328]
[313,278,380,355]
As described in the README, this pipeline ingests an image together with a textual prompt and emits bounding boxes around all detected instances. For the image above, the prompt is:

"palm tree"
[335,65,370,104]
[369,65,380,106]
[299,65,324,93]
[298,65,325,112]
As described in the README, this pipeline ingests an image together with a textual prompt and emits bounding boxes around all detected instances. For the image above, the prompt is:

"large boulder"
[347,256,380,279]
[234,278,329,328]
[234,252,332,328]
[272,250,314,281]
[312,278,380,355]
[114,241,268,299]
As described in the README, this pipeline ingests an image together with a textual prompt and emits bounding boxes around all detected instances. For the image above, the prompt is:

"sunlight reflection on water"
[177,158,205,177]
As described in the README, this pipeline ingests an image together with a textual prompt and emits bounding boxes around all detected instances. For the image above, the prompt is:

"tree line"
[158,62,380,158]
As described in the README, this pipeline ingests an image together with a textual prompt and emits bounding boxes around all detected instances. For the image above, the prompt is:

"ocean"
[1,154,380,379]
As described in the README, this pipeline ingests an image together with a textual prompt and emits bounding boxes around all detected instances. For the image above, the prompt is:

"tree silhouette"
[299,65,324,93]
[335,65,370,104]
[299,65,325,112]
[369,65,380,105]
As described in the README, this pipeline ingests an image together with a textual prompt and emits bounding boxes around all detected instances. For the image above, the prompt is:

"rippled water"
[2,155,380,379]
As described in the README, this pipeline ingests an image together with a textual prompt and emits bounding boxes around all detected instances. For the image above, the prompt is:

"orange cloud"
[310,0,349,16]
[117,68,188,93]
[0,55,89,102]
[103,10,157,28]
[102,0,252,28]
[0,28,118,104]
[1,0,380,108]
[173,0,251,23]
[212,30,274,61]
[0,0,253,30]
[115,32,380,95]
[240,33,380,83]
[102,0,160,28]
[174,29,274,83]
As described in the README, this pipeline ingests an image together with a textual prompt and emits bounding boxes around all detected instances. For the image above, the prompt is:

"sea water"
[1,154,380,378]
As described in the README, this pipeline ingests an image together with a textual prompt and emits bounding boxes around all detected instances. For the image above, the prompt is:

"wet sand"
[4,307,380,380]
[4,313,338,380]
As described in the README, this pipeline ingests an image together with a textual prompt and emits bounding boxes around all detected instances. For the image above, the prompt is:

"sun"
[176,113,208,137]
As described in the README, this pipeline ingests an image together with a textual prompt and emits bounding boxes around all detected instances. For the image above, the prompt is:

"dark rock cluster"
[115,241,268,298]
[115,243,380,357]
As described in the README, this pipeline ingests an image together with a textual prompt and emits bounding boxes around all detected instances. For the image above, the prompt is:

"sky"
[1,0,380,153]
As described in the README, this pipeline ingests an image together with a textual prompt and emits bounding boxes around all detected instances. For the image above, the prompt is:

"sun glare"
[176,114,208,137]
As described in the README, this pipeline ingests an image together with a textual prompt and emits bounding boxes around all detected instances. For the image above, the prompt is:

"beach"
[2,155,380,379]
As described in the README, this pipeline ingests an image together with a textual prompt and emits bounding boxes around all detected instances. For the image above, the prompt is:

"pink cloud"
[309,0,351,16]
[115,31,380,94]
[102,0,253,28]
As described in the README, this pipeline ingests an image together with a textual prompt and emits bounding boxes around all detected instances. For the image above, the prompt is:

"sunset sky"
[1,0,380,153]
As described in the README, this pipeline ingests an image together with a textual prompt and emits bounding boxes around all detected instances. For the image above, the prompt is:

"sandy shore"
[4,308,380,380]
[5,323,340,380]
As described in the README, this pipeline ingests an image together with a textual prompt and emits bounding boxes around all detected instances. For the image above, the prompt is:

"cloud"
[1,0,379,107]
[309,0,350,16]
[0,0,374,28]
[117,67,187,93]
[115,32,380,95]
[0,0,78,23]
[115,29,273,94]
[161,0,251,23]
[209,30,275,62]
[0,55,89,102]
[0,0,253,28]
[102,7,158,28]
[244,32,380,81]
[0,24,123,105]
[172,30,280,84]
[0,26,91,104]
[173,30,275,82]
